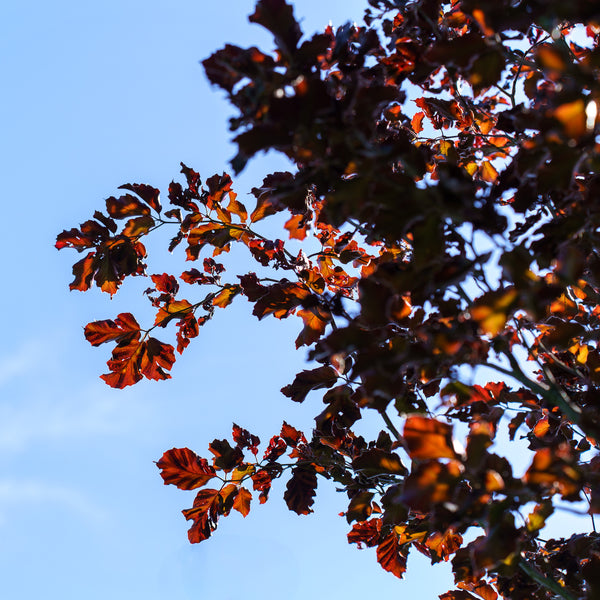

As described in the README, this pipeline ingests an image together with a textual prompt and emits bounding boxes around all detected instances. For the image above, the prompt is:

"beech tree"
[56,0,600,598]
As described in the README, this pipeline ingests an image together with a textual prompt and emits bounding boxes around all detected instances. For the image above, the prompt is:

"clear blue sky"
[8,1,592,598]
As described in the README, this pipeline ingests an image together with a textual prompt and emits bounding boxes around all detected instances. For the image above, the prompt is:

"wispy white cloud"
[0,337,154,452]
[0,479,107,525]
[0,389,136,452]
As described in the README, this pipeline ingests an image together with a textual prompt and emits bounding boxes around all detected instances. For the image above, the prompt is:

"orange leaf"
[284,214,308,240]
[403,416,457,460]
[470,288,518,336]
[295,306,330,348]
[411,111,425,134]
[479,161,498,183]
[212,284,241,308]
[232,487,252,517]
[553,99,586,138]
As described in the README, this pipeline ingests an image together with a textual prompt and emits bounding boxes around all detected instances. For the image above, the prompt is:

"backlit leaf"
[232,487,252,517]
[119,183,161,213]
[376,532,407,578]
[403,416,457,460]
[84,312,141,346]
[212,284,241,308]
[157,448,216,490]
[106,194,151,219]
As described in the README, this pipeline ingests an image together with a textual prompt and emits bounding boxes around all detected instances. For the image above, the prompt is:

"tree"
[56,0,600,597]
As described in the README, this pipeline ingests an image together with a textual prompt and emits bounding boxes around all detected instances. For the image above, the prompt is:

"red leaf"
[284,214,308,240]
[84,313,141,346]
[157,448,216,490]
[263,436,287,462]
[281,366,338,403]
[284,465,317,515]
[118,183,162,213]
[100,337,175,388]
[151,273,179,295]
[251,469,274,503]
[69,252,96,292]
[347,518,382,548]
[106,194,151,219]
[208,439,244,472]
[232,424,260,455]
[280,422,305,446]
[252,281,310,319]
[182,488,221,543]
[376,532,407,578]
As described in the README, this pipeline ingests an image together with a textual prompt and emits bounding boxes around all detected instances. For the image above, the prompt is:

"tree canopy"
[57,0,600,598]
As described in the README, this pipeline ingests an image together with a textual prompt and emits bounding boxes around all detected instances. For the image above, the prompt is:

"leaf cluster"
[58,0,600,597]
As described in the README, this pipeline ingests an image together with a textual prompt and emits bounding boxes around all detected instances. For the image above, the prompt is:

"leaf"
[295,306,330,348]
[284,465,317,515]
[347,518,382,548]
[209,439,244,472]
[281,366,338,403]
[553,99,587,138]
[122,215,155,238]
[151,273,179,295]
[251,469,274,503]
[263,436,287,462]
[249,0,302,56]
[154,299,194,327]
[84,312,141,346]
[106,194,151,219]
[232,487,252,517]
[479,161,498,183]
[403,416,457,460]
[157,448,216,490]
[280,422,305,446]
[352,449,408,477]
[249,172,292,222]
[376,532,407,578]
[411,111,425,134]
[182,488,221,543]
[346,491,374,523]
[232,424,260,455]
[212,284,241,308]
[69,252,96,292]
[439,593,478,600]
[119,183,162,213]
[470,288,518,336]
[284,214,308,240]
[252,281,310,319]
[100,337,175,388]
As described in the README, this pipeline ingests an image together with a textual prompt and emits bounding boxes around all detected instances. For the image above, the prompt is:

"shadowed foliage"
[58,1,600,597]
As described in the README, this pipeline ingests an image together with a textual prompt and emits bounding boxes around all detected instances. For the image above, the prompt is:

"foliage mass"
[57,1,600,597]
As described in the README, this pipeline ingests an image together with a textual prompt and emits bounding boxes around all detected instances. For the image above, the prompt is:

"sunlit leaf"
[403,416,457,460]
[157,448,216,490]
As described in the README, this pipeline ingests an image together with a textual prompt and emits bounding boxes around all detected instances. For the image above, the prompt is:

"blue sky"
[5,1,592,598]
[3,1,597,598]
[0,1,456,598]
